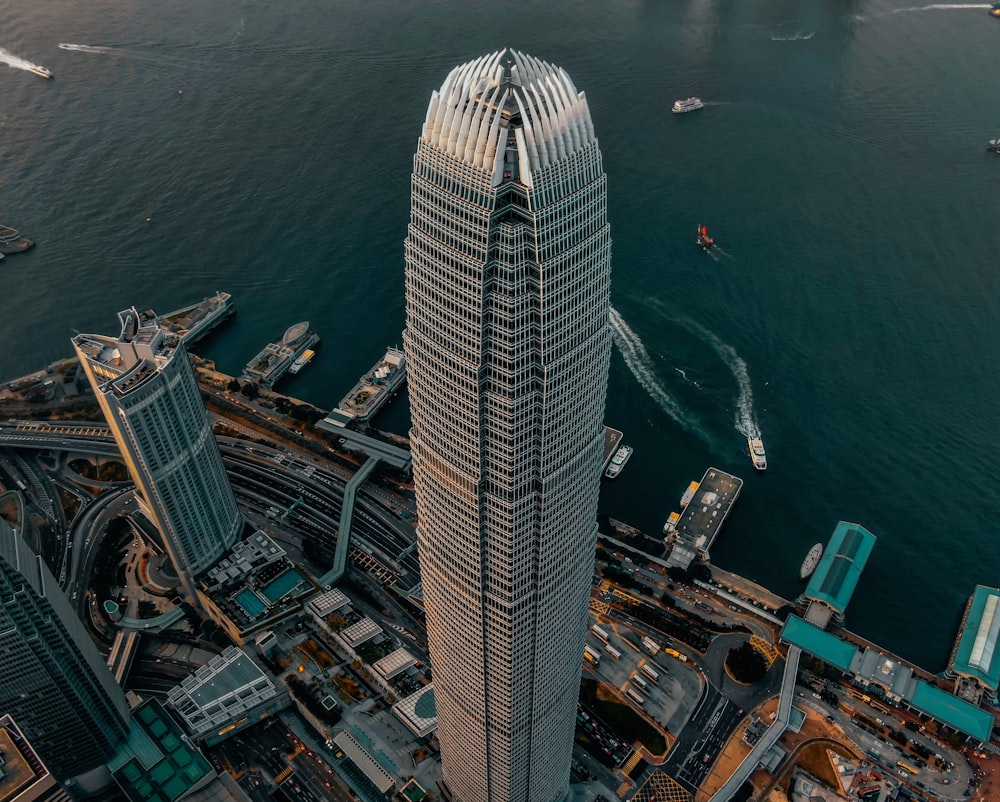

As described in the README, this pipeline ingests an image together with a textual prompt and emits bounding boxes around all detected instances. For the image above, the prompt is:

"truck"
[605,644,622,660]
[626,687,645,706]
[664,647,688,663]
[632,675,649,692]
[591,624,609,643]
[642,636,660,656]
[640,663,660,683]
[583,645,602,665]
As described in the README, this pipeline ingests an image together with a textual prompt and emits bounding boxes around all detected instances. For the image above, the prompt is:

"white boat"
[29,65,53,79]
[672,97,704,113]
[288,348,316,375]
[800,543,823,580]
[604,445,633,479]
[747,437,767,471]
[988,137,1000,153]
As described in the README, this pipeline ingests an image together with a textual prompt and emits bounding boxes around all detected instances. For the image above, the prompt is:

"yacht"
[29,65,53,79]
[672,97,704,113]
[800,543,823,580]
[605,445,633,479]
[747,437,767,471]
[696,225,715,250]
[988,137,1000,153]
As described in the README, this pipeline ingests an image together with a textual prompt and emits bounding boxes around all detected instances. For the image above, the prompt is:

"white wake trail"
[58,43,112,54]
[680,318,762,440]
[887,3,989,12]
[0,46,42,73]
[609,307,705,438]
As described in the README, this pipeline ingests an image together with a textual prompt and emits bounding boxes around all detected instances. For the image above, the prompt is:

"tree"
[726,641,767,683]
[227,378,241,392]
[241,382,259,400]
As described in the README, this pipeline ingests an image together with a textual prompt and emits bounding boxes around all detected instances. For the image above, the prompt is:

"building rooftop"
[108,700,214,802]
[392,685,437,738]
[332,731,394,794]
[802,521,877,615]
[341,617,383,648]
[373,648,417,680]
[0,715,63,802]
[780,615,858,671]
[909,680,994,744]
[950,585,1000,691]
[308,588,351,618]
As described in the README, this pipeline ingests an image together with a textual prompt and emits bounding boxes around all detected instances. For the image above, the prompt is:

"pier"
[321,347,406,427]
[242,321,320,388]
[157,291,234,346]
[663,467,743,570]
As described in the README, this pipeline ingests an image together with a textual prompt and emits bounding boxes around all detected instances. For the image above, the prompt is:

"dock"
[157,291,234,346]
[242,321,320,388]
[663,467,743,570]
[320,347,406,428]
[0,225,35,255]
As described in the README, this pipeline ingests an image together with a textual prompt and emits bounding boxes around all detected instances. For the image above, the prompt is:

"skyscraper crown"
[421,49,596,182]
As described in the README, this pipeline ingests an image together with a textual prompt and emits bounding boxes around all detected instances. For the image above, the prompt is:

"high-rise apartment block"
[73,309,242,599]
[403,50,612,802]
[0,518,130,780]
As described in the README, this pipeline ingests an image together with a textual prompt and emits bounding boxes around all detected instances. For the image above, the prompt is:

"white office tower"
[403,50,612,802]
[73,309,242,600]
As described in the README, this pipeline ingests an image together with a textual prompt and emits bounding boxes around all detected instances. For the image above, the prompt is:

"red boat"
[696,225,714,249]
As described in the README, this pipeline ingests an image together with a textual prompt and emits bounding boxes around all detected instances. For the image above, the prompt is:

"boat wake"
[58,43,113,54]
[885,3,989,13]
[609,307,708,441]
[770,31,815,41]
[0,46,43,74]
[678,317,763,441]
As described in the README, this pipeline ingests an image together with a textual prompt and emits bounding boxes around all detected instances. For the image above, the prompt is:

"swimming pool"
[235,589,268,617]
[261,569,306,602]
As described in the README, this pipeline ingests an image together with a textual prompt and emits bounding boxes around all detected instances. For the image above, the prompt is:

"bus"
[591,624,609,643]
[896,761,918,776]
[632,675,648,692]
[583,645,602,665]
[605,644,622,660]
[626,688,645,706]
[640,664,660,683]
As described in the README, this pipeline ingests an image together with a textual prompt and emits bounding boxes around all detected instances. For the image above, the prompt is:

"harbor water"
[2,0,999,669]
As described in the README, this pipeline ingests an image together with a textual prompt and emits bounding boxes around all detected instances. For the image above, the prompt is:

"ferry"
[696,225,714,250]
[988,137,1000,153]
[288,348,316,375]
[29,66,53,79]
[800,543,823,580]
[747,436,767,471]
[673,97,704,113]
[605,445,633,479]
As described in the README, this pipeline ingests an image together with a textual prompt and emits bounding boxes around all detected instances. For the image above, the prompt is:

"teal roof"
[780,615,858,671]
[909,680,994,743]
[950,585,1000,691]
[803,521,877,614]
[109,700,212,802]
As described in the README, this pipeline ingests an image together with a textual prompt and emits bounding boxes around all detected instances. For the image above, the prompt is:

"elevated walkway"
[318,457,379,588]
[108,629,141,684]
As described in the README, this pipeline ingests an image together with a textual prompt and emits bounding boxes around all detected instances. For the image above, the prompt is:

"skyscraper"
[74,309,242,600]
[403,50,612,802]
[0,517,130,780]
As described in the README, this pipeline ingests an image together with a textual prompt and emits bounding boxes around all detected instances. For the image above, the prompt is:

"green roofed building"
[780,615,858,671]
[909,680,994,744]
[800,521,877,624]
[947,585,1000,706]
[108,700,215,802]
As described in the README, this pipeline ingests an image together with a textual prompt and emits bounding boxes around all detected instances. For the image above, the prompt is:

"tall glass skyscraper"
[403,50,612,802]
[0,518,130,779]
[74,309,242,600]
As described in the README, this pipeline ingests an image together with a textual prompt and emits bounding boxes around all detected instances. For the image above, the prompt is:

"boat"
[800,543,823,580]
[673,97,704,113]
[988,137,1000,153]
[288,348,316,375]
[991,1,1000,17]
[662,511,681,534]
[696,225,714,250]
[604,445,633,479]
[747,436,767,471]
[679,480,700,508]
[29,66,53,79]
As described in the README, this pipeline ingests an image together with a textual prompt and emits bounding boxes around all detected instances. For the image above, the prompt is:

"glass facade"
[0,519,130,779]
[73,309,242,599]
[403,50,611,802]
